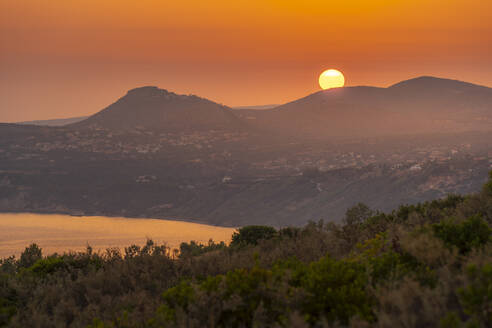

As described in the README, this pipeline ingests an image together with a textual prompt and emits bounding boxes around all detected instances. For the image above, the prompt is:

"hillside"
[0,77,491,227]
[236,76,492,137]
[74,86,246,132]
[1,172,491,327]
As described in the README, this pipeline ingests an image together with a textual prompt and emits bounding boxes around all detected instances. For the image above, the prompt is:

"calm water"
[0,213,235,258]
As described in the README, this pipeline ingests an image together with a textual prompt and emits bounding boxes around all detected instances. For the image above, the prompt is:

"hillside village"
[1,77,492,225]
[1,120,491,226]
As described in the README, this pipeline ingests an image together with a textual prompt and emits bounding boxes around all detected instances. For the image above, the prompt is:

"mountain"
[18,116,89,127]
[1,76,491,227]
[73,86,246,131]
[236,76,492,138]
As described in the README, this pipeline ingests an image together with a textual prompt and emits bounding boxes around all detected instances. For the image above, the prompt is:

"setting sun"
[319,69,345,90]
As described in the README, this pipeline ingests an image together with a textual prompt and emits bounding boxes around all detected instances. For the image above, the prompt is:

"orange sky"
[1,0,491,122]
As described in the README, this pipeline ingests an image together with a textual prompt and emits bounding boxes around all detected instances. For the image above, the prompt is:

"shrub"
[433,216,491,254]
[2,171,492,327]
[292,255,374,325]
[339,203,375,246]
[26,257,66,278]
[458,263,492,327]
[482,171,492,196]
[179,239,226,258]
[18,243,42,268]
[230,226,277,247]
[0,274,17,327]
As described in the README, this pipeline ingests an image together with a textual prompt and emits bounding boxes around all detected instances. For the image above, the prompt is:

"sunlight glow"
[319,69,345,90]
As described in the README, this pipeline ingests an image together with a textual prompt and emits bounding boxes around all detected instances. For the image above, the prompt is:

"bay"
[0,213,235,258]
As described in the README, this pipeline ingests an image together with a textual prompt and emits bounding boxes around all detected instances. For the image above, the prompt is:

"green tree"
[433,215,491,254]
[18,243,42,268]
[293,256,374,325]
[230,226,277,247]
[483,170,492,196]
[458,263,492,327]
[341,203,375,245]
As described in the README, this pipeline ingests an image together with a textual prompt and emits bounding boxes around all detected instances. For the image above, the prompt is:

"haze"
[1,0,491,122]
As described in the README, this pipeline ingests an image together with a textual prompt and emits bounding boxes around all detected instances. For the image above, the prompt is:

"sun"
[319,69,345,90]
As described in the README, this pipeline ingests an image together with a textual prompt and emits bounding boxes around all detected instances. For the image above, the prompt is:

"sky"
[1,0,491,122]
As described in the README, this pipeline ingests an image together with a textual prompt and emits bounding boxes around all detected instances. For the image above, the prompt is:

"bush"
[458,263,492,327]
[18,243,42,268]
[179,239,226,258]
[230,226,277,247]
[1,172,492,327]
[26,257,66,277]
[0,274,17,326]
[483,171,492,196]
[433,215,491,254]
[293,256,374,325]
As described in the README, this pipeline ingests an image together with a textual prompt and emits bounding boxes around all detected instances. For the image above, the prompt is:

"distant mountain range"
[16,76,492,138]
[16,106,276,127]
[1,76,491,226]
[18,116,89,127]
[236,76,492,137]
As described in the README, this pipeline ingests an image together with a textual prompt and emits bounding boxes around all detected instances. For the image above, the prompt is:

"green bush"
[18,243,42,268]
[483,171,492,195]
[1,171,492,327]
[230,226,277,247]
[458,263,492,327]
[433,215,491,254]
[26,257,66,277]
[179,239,226,258]
[292,256,374,325]
[0,274,17,327]
[152,257,375,327]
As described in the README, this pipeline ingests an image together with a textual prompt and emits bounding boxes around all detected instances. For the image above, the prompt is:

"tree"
[230,226,277,247]
[341,203,375,245]
[483,170,492,196]
[19,243,42,268]
[344,203,374,226]
[432,215,491,254]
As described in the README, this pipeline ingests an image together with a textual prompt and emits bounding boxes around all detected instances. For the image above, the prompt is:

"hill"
[0,76,491,227]
[73,86,246,131]
[236,76,492,137]
[17,116,89,127]
[1,172,491,327]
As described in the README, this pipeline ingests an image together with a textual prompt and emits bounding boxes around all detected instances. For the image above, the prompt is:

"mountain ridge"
[238,76,492,138]
[0,76,491,227]
[388,75,491,90]
[8,76,492,138]
[72,86,246,132]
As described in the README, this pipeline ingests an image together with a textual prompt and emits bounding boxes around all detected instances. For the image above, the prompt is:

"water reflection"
[0,213,235,258]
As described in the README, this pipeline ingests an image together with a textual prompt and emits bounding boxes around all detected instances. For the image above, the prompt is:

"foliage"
[153,256,373,327]
[230,225,277,247]
[483,170,492,196]
[292,256,374,325]
[18,244,42,269]
[433,215,491,254]
[458,263,492,327]
[25,257,66,278]
[0,171,491,327]
[0,274,17,327]
[179,239,226,258]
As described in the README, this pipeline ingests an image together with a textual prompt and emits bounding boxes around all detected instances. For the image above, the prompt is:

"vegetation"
[1,173,492,327]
